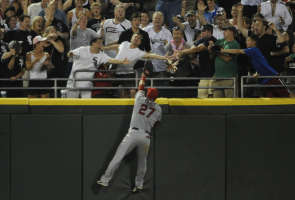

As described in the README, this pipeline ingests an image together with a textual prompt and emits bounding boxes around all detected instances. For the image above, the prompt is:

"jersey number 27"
[138,104,155,118]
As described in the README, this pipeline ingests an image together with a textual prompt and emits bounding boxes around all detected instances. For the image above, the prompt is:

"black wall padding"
[1,104,295,200]
[227,114,295,200]
[155,115,226,200]
[10,115,82,200]
[0,115,10,200]
[83,114,154,200]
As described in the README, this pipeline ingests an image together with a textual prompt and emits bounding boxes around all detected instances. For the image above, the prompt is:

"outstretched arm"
[143,53,168,61]
[102,44,120,51]
[108,58,129,65]
[178,43,207,57]
[221,49,245,54]
[138,73,146,91]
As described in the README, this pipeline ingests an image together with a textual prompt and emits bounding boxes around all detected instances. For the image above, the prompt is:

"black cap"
[90,36,104,45]
[222,25,237,33]
[202,24,213,32]
[185,10,195,17]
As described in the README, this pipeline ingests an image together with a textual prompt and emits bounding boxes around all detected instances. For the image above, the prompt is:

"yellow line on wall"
[0,98,295,106]
[0,98,28,105]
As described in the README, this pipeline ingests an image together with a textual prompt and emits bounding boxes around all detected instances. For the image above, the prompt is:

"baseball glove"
[166,60,179,74]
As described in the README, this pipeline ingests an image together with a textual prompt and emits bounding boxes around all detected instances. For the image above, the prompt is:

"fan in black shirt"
[1,40,25,97]
[87,2,104,32]
[3,15,36,54]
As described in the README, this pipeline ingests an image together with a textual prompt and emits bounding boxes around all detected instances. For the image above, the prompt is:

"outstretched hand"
[122,58,130,65]
[268,22,276,30]
[166,59,178,74]
[143,69,150,76]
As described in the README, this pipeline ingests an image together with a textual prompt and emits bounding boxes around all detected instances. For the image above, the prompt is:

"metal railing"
[0,76,237,98]
[2,74,295,98]
[240,75,295,97]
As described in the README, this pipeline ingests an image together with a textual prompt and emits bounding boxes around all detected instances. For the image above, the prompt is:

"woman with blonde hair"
[31,16,45,35]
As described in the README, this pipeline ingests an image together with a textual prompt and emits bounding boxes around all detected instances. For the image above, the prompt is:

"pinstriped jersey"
[100,19,131,46]
[129,91,162,133]
[98,19,131,57]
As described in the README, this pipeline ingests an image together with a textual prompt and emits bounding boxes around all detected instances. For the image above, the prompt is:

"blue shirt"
[204,6,223,24]
[39,9,68,27]
[244,47,278,83]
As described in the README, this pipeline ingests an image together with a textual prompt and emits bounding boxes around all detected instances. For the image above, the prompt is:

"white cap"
[33,35,47,45]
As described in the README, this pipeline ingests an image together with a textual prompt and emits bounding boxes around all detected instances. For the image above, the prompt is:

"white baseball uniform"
[66,46,111,98]
[99,90,162,189]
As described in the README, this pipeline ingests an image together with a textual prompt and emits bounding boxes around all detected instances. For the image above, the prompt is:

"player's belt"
[132,127,151,135]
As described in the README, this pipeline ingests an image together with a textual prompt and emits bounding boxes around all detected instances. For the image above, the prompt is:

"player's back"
[129,91,162,133]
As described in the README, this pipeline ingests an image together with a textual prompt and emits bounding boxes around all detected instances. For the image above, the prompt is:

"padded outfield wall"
[1,98,295,200]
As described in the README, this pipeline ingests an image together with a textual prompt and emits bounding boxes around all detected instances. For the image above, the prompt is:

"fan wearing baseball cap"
[172,10,201,47]
[210,25,240,98]
[26,35,53,98]
[32,35,48,45]
[220,34,291,97]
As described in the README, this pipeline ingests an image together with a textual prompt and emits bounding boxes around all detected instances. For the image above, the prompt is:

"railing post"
[233,77,236,98]
[135,70,138,88]
[241,76,244,98]
[54,79,58,98]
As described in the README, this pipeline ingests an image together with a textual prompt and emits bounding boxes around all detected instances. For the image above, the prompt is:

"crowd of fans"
[0,0,295,98]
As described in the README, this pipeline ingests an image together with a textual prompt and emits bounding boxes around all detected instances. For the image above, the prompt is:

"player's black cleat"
[132,186,143,193]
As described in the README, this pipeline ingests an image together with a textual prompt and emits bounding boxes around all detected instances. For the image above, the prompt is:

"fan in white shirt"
[28,0,49,20]
[143,11,173,73]
[260,0,292,31]
[212,13,226,40]
[66,37,129,98]
[97,4,131,57]
[104,32,172,97]
[172,10,201,47]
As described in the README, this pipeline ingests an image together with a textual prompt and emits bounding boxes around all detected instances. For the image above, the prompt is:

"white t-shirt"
[129,90,162,133]
[115,41,146,74]
[144,25,172,72]
[241,0,262,6]
[28,2,43,20]
[29,53,48,79]
[67,46,110,88]
[260,1,292,31]
[213,25,224,40]
[139,23,152,30]
[98,19,131,57]
[183,21,201,47]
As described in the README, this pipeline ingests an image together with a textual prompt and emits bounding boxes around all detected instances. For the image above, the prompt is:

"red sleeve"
[138,74,146,91]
